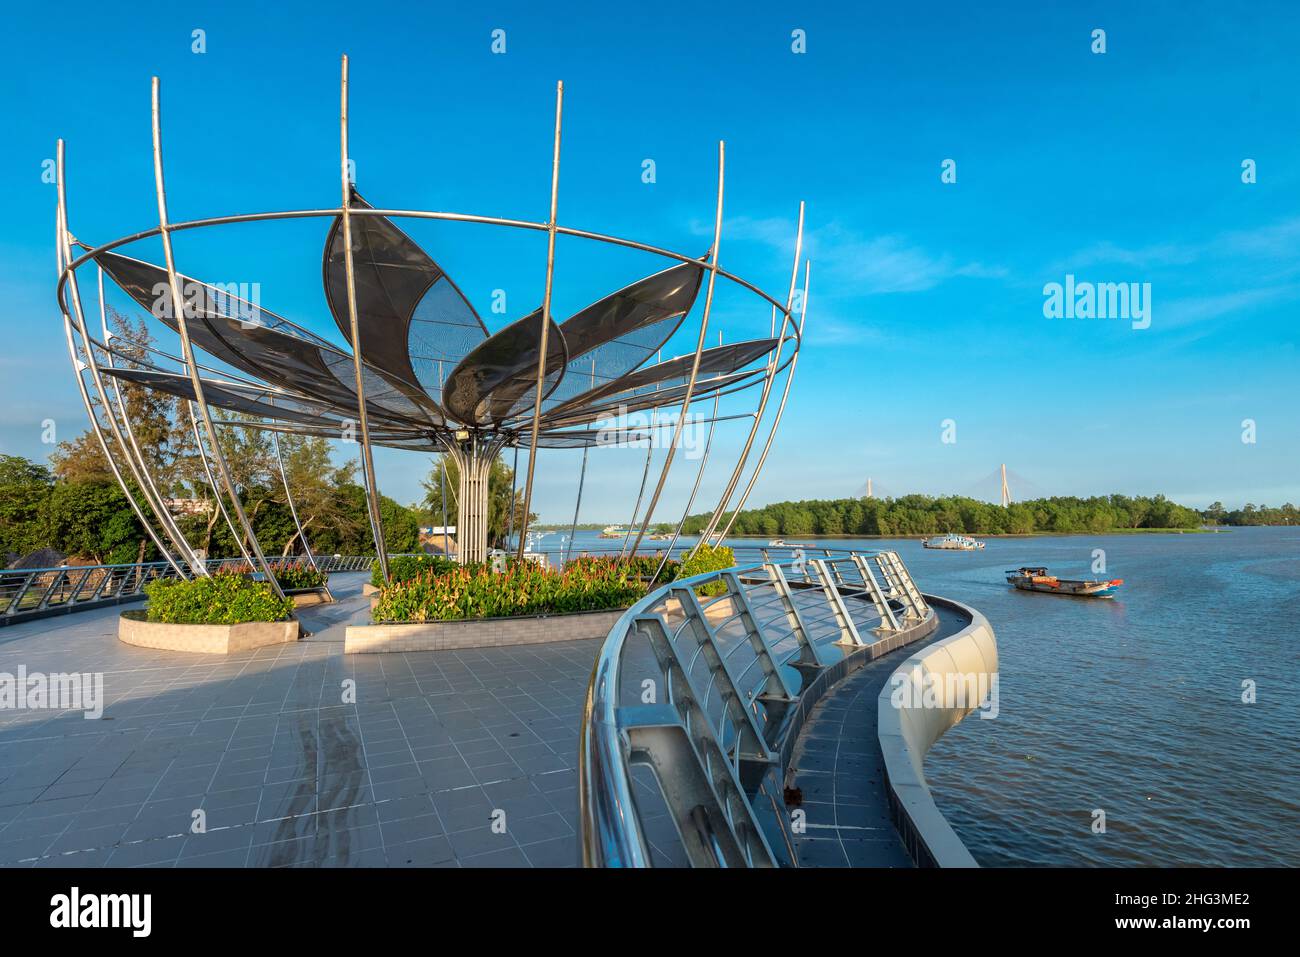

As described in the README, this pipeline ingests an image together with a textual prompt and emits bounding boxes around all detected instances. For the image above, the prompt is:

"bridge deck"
[787,606,963,867]
[0,571,958,868]
[0,573,593,868]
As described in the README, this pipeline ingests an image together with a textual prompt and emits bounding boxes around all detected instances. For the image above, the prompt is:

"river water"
[560,525,1300,866]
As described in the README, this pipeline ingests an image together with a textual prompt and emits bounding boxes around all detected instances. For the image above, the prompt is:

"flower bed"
[372,559,646,623]
[125,572,299,653]
[564,554,680,582]
[370,554,460,589]
[144,572,295,625]
[225,560,329,591]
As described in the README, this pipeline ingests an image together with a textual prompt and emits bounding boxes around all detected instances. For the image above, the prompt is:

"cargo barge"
[1006,566,1123,597]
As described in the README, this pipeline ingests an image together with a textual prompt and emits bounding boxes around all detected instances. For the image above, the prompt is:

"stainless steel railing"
[0,554,398,624]
[578,549,937,867]
[0,543,891,625]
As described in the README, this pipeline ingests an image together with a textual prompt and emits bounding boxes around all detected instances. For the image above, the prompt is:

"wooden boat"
[922,533,985,550]
[1006,567,1123,597]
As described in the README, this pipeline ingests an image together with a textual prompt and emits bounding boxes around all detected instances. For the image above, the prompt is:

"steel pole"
[627,141,725,556]
[338,56,391,583]
[692,202,805,556]
[516,80,563,559]
[55,142,199,575]
[150,77,285,597]
[719,259,812,539]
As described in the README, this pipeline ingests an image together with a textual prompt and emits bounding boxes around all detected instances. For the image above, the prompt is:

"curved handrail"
[579,549,941,867]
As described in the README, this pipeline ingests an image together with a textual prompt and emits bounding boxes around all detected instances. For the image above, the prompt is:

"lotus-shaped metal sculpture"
[53,58,808,591]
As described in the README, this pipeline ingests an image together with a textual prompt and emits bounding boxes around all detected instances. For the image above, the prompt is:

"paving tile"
[0,573,606,870]
[461,846,530,868]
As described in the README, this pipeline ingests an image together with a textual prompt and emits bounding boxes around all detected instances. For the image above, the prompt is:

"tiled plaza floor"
[0,573,596,868]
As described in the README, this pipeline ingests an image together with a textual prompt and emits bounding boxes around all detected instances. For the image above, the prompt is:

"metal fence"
[578,549,937,867]
[0,553,394,625]
[0,543,877,627]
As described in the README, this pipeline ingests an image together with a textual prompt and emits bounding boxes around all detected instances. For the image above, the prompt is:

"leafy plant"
[373,559,647,623]
[225,560,328,590]
[564,554,679,582]
[144,572,294,625]
[371,553,460,588]
[678,544,736,597]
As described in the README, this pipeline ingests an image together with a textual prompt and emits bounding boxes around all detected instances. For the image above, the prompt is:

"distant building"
[164,497,214,516]
[420,527,458,556]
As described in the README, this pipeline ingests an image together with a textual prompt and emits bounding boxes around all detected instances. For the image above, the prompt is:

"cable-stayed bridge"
[854,465,1047,504]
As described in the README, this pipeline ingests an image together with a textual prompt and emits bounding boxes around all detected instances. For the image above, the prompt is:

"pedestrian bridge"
[0,550,995,868]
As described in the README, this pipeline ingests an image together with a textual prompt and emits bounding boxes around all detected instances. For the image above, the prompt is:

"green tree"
[0,455,55,560]
[43,481,149,565]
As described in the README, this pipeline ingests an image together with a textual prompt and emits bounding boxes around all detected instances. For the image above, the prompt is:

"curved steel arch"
[55,143,202,577]
[691,204,806,556]
[149,77,285,599]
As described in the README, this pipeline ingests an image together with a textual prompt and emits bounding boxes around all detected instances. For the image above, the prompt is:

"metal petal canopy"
[54,65,808,598]
[93,201,779,455]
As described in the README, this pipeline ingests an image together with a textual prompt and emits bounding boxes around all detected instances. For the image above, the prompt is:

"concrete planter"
[288,587,333,608]
[345,607,625,654]
[362,583,380,597]
[119,611,299,654]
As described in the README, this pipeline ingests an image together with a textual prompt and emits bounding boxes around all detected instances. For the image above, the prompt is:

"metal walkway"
[786,605,968,867]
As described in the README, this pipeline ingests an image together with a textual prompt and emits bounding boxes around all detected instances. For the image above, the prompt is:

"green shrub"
[371,553,459,588]
[373,559,647,623]
[564,554,679,582]
[678,544,736,597]
[144,572,294,625]
[271,561,328,591]
[227,560,328,591]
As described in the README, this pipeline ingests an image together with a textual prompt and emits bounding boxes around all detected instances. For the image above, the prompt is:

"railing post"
[883,551,928,619]
[851,553,901,632]
[718,570,797,705]
[665,585,777,766]
[4,572,37,616]
[763,561,824,668]
[809,558,864,647]
[628,612,778,867]
[33,570,67,613]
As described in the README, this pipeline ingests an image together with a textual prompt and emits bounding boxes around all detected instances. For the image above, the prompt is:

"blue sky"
[2,0,1297,522]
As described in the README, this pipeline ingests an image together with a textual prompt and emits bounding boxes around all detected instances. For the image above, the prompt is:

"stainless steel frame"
[692,208,806,554]
[53,65,808,575]
[626,142,725,556]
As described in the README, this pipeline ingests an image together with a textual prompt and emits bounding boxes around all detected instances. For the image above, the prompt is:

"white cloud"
[690,216,1007,294]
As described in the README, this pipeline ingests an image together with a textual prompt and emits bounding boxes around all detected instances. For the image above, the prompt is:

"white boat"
[922,533,985,550]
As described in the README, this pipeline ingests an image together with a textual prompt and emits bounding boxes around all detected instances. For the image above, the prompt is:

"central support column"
[455,438,492,565]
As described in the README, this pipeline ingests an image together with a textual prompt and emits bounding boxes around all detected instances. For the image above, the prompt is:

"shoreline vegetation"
[668,495,1296,539]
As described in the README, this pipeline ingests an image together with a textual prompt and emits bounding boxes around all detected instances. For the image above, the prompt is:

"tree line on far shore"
[681,493,1296,538]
